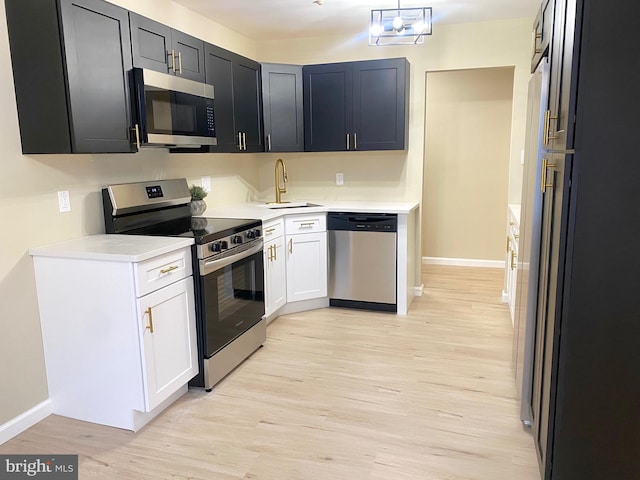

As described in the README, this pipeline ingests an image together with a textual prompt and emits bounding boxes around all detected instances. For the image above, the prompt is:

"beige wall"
[422,68,514,261]
[0,0,532,428]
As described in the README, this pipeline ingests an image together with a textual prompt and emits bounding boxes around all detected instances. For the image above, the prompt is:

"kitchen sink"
[258,202,322,209]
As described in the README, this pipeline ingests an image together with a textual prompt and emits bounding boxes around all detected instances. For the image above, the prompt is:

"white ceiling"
[171,0,540,41]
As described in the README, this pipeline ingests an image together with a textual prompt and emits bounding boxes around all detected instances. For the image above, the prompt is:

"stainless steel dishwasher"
[328,212,397,312]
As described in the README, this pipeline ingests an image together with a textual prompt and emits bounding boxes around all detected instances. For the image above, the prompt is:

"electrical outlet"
[336,172,344,186]
[57,191,71,213]
[201,176,211,192]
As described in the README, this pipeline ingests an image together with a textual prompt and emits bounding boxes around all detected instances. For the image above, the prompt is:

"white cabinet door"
[285,231,327,302]
[264,235,287,317]
[137,276,198,411]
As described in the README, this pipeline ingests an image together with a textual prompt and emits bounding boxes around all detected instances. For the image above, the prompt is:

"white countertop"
[202,200,420,221]
[29,234,195,263]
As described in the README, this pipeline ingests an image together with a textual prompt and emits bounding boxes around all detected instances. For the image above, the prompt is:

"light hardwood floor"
[1,265,540,479]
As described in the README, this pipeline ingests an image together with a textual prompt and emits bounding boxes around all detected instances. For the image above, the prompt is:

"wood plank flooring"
[1,265,540,479]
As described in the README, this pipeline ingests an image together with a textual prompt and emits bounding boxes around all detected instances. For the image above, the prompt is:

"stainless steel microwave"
[130,68,216,148]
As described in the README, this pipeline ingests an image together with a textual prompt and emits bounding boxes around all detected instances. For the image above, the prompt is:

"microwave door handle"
[130,68,148,147]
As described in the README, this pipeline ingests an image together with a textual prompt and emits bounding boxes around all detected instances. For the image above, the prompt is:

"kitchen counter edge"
[29,235,195,263]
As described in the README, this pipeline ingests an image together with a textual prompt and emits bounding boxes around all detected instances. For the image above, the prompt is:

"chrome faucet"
[274,158,288,203]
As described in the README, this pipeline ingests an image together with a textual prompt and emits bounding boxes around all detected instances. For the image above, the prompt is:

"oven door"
[198,241,265,357]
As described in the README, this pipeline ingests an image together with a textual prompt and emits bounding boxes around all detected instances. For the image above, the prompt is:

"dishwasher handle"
[327,212,397,232]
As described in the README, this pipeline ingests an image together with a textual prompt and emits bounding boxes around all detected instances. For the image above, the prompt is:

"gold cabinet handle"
[299,222,315,228]
[145,307,154,333]
[265,227,276,234]
[132,124,141,150]
[543,110,559,146]
[541,158,556,193]
[506,235,511,253]
[346,133,350,150]
[288,238,293,254]
[510,250,517,270]
[177,51,183,74]
[168,49,176,72]
[159,265,179,274]
[273,244,277,261]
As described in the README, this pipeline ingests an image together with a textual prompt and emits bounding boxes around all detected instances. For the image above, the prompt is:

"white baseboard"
[502,291,509,303]
[422,257,505,269]
[0,399,52,445]
[414,285,424,296]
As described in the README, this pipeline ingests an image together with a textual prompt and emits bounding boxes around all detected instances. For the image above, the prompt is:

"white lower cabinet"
[263,219,287,318]
[137,277,197,412]
[30,238,198,431]
[285,214,328,303]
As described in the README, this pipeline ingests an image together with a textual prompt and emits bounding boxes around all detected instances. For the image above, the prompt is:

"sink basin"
[258,202,322,209]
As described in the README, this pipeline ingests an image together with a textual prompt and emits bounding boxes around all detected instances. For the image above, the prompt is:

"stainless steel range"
[102,178,265,391]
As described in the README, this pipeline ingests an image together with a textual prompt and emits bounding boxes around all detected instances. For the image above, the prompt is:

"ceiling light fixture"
[369,2,432,46]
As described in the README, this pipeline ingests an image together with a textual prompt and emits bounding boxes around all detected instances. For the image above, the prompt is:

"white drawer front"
[285,214,326,234]
[262,218,284,239]
[134,247,192,297]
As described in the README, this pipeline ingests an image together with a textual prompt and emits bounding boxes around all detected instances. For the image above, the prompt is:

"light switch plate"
[336,173,344,186]
[201,176,211,192]
[57,191,71,212]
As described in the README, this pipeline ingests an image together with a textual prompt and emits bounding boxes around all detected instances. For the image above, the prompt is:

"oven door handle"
[199,240,263,276]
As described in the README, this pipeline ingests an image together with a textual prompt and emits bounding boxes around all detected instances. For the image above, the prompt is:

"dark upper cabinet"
[204,43,263,153]
[261,63,304,152]
[5,0,135,154]
[531,0,554,73]
[130,13,205,83]
[543,0,578,152]
[303,63,352,152]
[303,58,409,152]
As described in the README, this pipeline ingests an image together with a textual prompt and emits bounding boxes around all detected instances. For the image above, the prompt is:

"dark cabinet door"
[130,13,205,82]
[261,63,304,152]
[531,151,571,478]
[60,0,134,153]
[303,63,352,152]
[129,13,171,74]
[232,55,263,153]
[353,58,408,151]
[543,0,579,152]
[171,30,205,82]
[531,0,554,72]
[6,0,135,153]
[204,44,263,153]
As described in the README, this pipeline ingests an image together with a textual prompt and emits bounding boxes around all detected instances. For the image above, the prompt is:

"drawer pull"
[159,265,179,274]
[289,238,293,254]
[145,307,154,334]
[299,222,316,228]
[265,227,276,234]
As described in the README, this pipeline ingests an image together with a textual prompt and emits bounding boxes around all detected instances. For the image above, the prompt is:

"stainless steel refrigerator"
[512,58,549,426]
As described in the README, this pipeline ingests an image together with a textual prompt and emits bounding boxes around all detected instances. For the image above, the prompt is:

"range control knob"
[209,242,221,252]
[220,240,229,250]
[253,228,262,238]
[246,229,260,239]
[231,235,243,244]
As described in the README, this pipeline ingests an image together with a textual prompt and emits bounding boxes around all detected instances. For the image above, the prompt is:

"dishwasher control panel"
[327,212,397,232]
